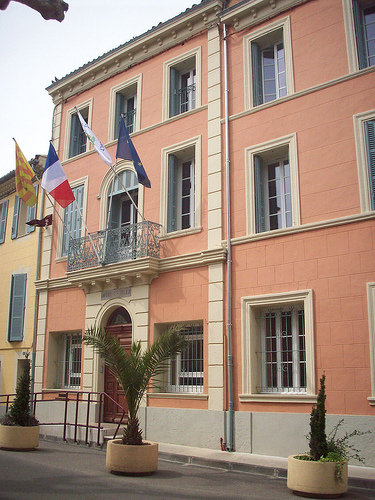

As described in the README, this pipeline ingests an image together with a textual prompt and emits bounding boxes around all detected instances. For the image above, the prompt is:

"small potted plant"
[287,374,370,497]
[0,353,40,450]
[83,324,187,475]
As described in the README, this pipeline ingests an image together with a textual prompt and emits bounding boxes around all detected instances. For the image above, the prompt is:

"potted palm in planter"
[287,374,369,498]
[83,324,187,475]
[0,353,39,450]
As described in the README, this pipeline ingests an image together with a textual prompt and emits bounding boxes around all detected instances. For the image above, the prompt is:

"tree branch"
[0,0,69,22]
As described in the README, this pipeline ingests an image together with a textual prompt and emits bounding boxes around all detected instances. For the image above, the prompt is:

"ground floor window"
[48,332,82,389]
[155,322,204,393]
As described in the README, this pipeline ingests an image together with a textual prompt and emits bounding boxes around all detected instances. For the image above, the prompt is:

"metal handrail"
[0,390,127,447]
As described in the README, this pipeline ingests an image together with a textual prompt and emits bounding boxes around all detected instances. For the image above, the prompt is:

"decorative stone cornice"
[47,0,223,104]
[34,247,227,293]
[218,0,310,32]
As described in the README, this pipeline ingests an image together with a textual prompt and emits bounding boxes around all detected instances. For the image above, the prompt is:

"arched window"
[107,170,138,230]
[107,307,132,326]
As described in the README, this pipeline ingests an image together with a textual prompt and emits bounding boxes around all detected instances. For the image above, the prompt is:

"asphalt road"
[0,440,373,499]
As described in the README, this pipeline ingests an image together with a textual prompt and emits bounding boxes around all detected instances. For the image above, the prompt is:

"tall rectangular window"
[244,18,294,109]
[163,48,201,121]
[167,324,203,393]
[260,306,306,393]
[365,119,375,208]
[115,88,137,137]
[353,1,375,69]
[0,200,9,244]
[8,274,27,342]
[61,184,84,257]
[167,153,195,233]
[69,108,88,158]
[254,153,291,232]
[63,333,82,388]
[11,185,39,239]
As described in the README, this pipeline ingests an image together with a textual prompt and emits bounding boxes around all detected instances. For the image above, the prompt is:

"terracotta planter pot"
[0,424,40,451]
[106,439,158,475]
[287,455,348,498]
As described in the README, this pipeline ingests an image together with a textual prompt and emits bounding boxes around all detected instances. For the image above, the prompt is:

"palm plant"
[83,324,187,445]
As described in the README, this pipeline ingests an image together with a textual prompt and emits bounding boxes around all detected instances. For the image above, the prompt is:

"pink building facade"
[35,0,375,464]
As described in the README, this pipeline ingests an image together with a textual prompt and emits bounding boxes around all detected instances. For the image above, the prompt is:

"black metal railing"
[0,390,127,447]
[67,220,161,271]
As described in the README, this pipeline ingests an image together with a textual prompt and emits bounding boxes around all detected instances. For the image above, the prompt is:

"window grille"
[167,324,203,393]
[56,333,82,389]
[259,306,306,393]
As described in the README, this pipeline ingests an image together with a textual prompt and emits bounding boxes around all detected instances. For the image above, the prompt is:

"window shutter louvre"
[251,41,263,106]
[254,155,266,233]
[69,113,80,157]
[27,184,38,233]
[11,195,20,239]
[8,274,27,342]
[0,200,9,244]
[352,0,367,69]
[169,67,180,117]
[365,120,375,209]
[167,154,178,232]
[62,184,84,256]
[115,92,125,139]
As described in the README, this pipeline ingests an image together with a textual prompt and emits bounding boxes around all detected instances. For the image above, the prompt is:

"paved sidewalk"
[158,442,375,491]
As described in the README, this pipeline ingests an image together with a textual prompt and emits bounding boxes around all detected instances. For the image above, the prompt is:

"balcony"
[67,220,161,272]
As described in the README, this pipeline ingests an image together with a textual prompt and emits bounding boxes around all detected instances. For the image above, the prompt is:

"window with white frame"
[366,282,375,404]
[61,184,84,257]
[0,199,9,244]
[110,76,142,141]
[260,305,306,393]
[353,0,375,69]
[246,134,300,235]
[163,48,201,120]
[68,107,88,159]
[244,17,294,109]
[160,323,203,393]
[11,185,39,239]
[161,137,201,236]
[241,290,315,400]
[50,332,82,389]
[8,273,27,342]
[354,110,375,212]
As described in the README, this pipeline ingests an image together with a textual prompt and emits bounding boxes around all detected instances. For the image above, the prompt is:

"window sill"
[239,393,317,404]
[55,256,68,264]
[149,392,208,400]
[160,226,202,240]
[367,397,375,406]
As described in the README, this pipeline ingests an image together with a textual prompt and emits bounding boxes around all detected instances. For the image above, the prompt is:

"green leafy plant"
[1,353,39,427]
[83,324,187,445]
[296,374,370,482]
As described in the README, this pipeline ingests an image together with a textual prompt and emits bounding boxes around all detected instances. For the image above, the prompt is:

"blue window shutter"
[352,0,367,69]
[251,41,263,106]
[27,183,39,233]
[365,120,375,209]
[167,154,178,232]
[11,195,20,239]
[254,155,266,233]
[69,113,80,157]
[169,67,180,117]
[8,274,27,342]
[115,92,125,139]
[0,199,9,244]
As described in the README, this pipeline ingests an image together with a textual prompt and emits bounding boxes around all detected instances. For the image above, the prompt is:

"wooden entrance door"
[103,321,132,423]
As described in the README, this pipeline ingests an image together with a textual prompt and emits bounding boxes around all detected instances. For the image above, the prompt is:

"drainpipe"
[223,23,234,452]
[30,161,45,400]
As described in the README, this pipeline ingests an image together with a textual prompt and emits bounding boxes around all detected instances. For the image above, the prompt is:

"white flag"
[76,108,112,167]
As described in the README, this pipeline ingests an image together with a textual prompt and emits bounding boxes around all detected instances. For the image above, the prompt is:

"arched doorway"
[103,307,132,423]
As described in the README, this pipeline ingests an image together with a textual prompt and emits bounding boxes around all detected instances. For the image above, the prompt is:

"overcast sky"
[0,0,196,178]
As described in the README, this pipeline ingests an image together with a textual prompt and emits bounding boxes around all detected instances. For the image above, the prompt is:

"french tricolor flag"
[42,143,75,208]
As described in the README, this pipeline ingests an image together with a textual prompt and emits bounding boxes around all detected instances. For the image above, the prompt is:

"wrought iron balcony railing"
[67,220,161,272]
